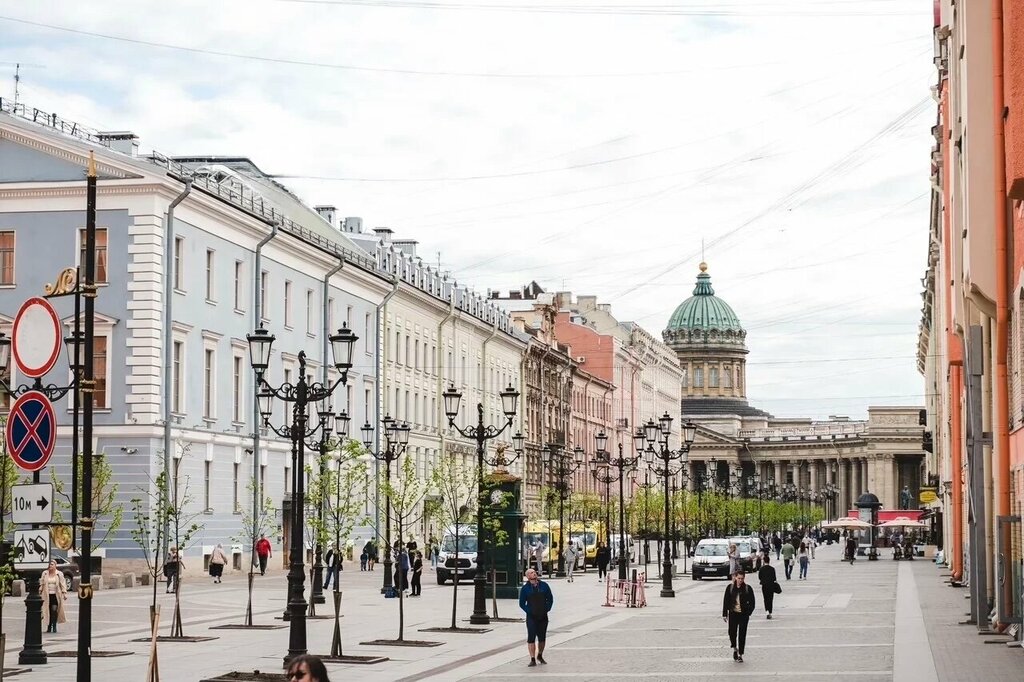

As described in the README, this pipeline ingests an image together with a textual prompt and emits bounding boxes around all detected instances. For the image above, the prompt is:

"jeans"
[799,556,809,579]
[783,559,793,579]
[727,612,749,654]
[323,566,337,589]
[598,563,607,580]
[761,586,774,614]
[258,554,269,575]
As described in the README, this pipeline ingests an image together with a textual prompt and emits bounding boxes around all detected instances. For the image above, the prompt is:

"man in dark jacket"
[519,568,554,667]
[595,543,611,583]
[722,569,756,662]
[757,555,778,619]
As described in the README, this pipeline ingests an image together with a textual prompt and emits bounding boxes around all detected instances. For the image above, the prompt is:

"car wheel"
[64,573,73,591]
[692,573,700,581]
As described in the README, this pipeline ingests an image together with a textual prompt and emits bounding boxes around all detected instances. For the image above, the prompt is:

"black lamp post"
[542,444,583,578]
[635,470,656,565]
[247,323,357,666]
[442,384,523,625]
[359,414,410,595]
[591,460,615,550]
[308,406,352,607]
[757,479,776,532]
[594,434,640,580]
[640,413,697,598]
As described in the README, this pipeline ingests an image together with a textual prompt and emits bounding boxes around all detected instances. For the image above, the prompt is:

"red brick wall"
[1005,0,1024,199]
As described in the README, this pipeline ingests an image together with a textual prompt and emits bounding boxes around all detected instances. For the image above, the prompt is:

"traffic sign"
[11,483,53,524]
[5,391,57,472]
[11,297,62,379]
[13,529,50,569]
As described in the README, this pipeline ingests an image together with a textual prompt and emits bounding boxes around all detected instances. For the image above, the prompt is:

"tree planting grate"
[359,639,444,647]
[47,651,133,657]
[209,624,287,630]
[130,636,220,643]
[419,627,491,634]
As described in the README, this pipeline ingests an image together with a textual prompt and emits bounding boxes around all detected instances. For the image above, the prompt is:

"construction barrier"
[603,569,647,608]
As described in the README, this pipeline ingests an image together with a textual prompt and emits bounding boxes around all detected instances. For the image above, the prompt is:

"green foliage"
[306,438,370,557]
[52,454,123,551]
[232,480,282,554]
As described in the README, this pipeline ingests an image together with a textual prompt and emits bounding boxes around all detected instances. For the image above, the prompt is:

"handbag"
[773,582,782,594]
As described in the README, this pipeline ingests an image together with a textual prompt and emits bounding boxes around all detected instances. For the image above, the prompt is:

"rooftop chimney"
[577,295,598,311]
[314,205,337,228]
[343,216,363,233]
[97,131,139,157]
[373,227,394,244]
[392,239,418,257]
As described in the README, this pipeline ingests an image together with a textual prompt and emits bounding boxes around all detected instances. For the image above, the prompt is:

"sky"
[0,0,935,420]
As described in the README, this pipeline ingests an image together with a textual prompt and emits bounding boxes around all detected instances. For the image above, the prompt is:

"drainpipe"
[252,223,279,554]
[322,258,344,386]
[481,317,499,426]
[941,75,966,582]
[991,0,1010,618]
[436,289,456,462]
[163,178,191,555]
[375,277,400,543]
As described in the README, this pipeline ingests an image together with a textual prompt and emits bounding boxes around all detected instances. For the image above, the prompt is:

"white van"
[436,524,478,585]
[691,538,731,580]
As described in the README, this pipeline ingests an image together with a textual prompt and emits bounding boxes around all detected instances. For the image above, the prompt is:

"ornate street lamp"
[543,444,583,579]
[442,383,522,625]
[360,414,410,595]
[594,434,642,579]
[640,414,697,597]
[246,324,357,665]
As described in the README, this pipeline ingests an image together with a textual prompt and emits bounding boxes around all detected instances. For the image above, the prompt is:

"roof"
[680,397,772,418]
[665,263,743,333]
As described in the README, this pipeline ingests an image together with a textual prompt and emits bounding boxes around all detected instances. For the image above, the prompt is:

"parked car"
[12,552,79,592]
[691,538,731,580]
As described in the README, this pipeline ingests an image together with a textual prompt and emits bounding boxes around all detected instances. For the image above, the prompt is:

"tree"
[232,480,281,626]
[429,452,477,630]
[51,453,123,552]
[377,456,431,642]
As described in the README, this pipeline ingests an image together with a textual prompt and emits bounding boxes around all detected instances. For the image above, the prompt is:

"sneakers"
[733,649,739,661]
[538,655,547,665]
[767,614,773,619]
[737,654,744,662]
[528,659,537,667]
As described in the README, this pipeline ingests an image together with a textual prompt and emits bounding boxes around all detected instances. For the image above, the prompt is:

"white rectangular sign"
[13,529,50,569]
[11,483,53,525]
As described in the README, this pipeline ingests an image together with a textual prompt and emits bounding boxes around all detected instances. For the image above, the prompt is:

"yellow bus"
[522,520,559,572]
[568,520,607,567]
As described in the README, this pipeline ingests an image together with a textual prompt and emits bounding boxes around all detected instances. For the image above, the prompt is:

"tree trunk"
[450,536,459,629]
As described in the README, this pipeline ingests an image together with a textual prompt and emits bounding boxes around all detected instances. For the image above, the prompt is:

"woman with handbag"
[722,569,756,662]
[757,554,780,619]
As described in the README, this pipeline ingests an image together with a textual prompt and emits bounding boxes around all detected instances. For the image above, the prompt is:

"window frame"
[0,230,15,286]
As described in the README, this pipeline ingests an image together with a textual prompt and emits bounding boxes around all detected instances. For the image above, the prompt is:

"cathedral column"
[774,460,783,488]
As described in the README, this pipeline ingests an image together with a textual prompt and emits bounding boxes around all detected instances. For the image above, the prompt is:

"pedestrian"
[164,546,182,593]
[397,547,410,593]
[805,532,817,559]
[722,569,756,663]
[209,543,228,584]
[286,654,331,682]
[519,568,553,667]
[40,559,68,633]
[533,541,545,575]
[324,545,340,590]
[255,534,272,576]
[359,548,368,571]
[364,540,377,571]
[411,551,423,596]
[771,532,782,560]
[406,535,418,554]
[595,542,610,582]
[727,543,740,577]
[431,540,440,569]
[757,554,779,619]
[845,534,857,564]
[798,541,810,580]
[780,538,795,580]
[563,543,577,582]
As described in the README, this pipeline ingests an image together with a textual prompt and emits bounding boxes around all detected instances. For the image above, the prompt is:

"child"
[360,550,368,571]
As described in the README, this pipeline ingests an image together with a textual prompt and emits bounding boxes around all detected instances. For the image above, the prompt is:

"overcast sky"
[0,0,934,420]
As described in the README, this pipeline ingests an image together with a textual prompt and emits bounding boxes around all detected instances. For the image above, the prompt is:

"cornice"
[0,127,135,179]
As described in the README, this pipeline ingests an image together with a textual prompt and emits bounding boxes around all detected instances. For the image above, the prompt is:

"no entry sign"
[12,297,62,379]
[6,391,56,472]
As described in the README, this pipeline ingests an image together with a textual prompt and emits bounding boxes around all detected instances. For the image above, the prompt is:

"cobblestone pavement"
[2,544,1021,680]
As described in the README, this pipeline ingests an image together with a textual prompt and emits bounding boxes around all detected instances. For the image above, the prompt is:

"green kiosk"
[482,467,527,599]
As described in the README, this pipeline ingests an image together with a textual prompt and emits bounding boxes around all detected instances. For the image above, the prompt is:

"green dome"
[666,263,743,333]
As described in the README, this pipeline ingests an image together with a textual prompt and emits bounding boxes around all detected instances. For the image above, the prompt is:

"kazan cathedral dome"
[662,262,770,418]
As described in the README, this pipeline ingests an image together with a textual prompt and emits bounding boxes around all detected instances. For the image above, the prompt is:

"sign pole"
[71,267,81,552]
[76,151,97,682]
[16,466,46,666]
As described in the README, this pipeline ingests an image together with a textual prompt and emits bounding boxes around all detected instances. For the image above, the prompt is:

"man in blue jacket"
[519,568,554,667]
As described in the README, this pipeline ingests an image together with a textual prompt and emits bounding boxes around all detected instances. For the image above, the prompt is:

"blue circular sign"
[6,391,56,472]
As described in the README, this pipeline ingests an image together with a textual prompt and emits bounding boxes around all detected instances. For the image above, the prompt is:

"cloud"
[0,0,934,419]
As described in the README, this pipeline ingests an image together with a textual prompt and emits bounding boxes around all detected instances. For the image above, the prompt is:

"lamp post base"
[659,588,675,598]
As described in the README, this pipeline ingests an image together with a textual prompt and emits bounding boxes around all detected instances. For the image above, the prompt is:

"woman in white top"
[40,559,68,633]
[563,543,577,583]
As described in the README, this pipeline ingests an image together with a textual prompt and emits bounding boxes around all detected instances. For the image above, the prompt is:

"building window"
[395,331,402,364]
[328,297,335,331]
[346,305,353,328]
[205,249,215,301]
[172,340,184,413]
[234,260,244,311]
[693,368,704,388]
[260,270,269,320]
[233,462,240,512]
[284,281,293,328]
[306,289,314,335]
[204,460,212,511]
[0,231,14,285]
[736,368,742,391]
[710,367,719,388]
[283,368,293,426]
[232,355,244,423]
[203,348,216,419]
[364,314,372,353]
[173,236,184,290]
[260,464,266,497]
[364,387,371,425]
[723,366,732,388]
[414,340,420,369]
[92,336,108,408]
[79,228,109,284]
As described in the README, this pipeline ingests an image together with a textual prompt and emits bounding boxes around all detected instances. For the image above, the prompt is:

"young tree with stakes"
[51,454,123,552]
[232,480,282,627]
[429,452,478,630]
